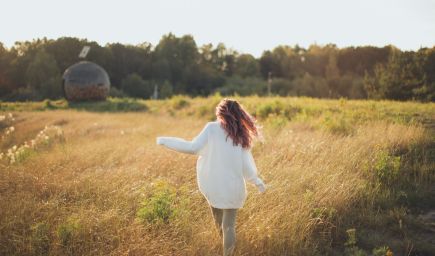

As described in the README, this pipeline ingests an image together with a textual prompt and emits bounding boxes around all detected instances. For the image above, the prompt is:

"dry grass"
[0,97,433,256]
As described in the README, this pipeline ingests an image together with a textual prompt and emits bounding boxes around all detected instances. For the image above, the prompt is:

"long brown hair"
[216,98,261,149]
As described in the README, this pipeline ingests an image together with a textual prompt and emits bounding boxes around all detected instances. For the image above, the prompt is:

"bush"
[255,100,301,120]
[69,97,148,112]
[373,150,401,187]
[137,180,189,225]
[170,95,190,110]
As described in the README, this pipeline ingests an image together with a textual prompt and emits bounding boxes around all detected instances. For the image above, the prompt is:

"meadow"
[0,95,434,256]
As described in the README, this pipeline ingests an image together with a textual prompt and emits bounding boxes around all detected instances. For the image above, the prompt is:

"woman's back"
[196,121,246,208]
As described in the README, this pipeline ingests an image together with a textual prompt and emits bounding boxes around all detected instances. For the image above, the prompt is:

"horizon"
[1,0,434,57]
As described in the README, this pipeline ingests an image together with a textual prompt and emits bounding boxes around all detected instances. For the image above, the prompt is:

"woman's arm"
[156,122,211,155]
[242,148,266,192]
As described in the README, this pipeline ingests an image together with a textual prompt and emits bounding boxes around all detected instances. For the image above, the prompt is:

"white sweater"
[156,120,265,209]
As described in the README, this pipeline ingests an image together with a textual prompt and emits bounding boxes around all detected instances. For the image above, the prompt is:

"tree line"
[0,34,433,101]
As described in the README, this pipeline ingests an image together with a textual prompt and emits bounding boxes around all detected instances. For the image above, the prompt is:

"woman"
[156,98,266,256]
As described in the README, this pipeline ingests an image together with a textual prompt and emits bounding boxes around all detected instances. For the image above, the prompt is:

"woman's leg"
[210,205,223,237]
[222,209,237,256]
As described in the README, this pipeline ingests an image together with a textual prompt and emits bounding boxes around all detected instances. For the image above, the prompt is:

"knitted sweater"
[156,121,265,209]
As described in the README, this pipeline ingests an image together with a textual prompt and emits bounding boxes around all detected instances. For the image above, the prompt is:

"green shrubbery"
[255,100,301,120]
[169,95,190,110]
[137,180,190,225]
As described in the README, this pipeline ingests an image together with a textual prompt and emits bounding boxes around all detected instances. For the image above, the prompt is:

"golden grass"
[0,97,433,255]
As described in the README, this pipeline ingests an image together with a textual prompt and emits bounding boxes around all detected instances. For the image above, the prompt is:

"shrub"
[137,181,181,223]
[170,95,190,110]
[69,97,148,112]
[256,100,301,120]
[373,150,401,187]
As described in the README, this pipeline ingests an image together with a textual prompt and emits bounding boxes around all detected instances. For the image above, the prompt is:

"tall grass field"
[0,95,434,256]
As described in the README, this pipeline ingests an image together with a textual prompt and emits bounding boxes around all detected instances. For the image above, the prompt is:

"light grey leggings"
[210,205,238,256]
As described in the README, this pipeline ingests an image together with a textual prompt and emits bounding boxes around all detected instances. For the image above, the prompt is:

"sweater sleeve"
[242,148,264,186]
[156,122,211,155]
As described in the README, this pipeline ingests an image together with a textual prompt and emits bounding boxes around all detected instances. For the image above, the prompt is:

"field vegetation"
[0,95,434,255]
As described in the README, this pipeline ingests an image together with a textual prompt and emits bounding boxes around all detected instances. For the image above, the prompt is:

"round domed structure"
[62,61,110,101]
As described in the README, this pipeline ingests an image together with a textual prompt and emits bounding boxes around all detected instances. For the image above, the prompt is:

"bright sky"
[1,0,434,57]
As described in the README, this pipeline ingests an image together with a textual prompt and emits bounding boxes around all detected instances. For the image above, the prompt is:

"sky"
[1,0,434,57]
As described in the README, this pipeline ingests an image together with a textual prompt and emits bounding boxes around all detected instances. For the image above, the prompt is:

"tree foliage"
[0,35,433,101]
